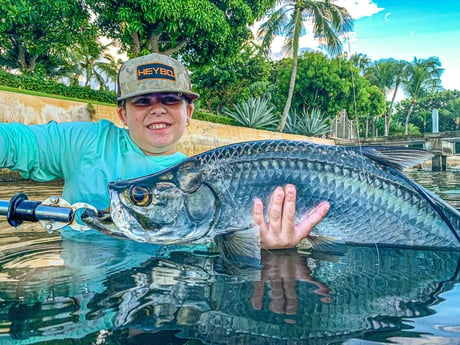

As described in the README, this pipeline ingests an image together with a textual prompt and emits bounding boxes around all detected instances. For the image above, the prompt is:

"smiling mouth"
[147,123,170,130]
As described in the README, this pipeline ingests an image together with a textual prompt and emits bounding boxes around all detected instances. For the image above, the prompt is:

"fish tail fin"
[361,145,460,242]
[388,165,460,242]
[408,180,460,242]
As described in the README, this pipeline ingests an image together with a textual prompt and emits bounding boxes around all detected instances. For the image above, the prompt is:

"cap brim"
[118,89,200,101]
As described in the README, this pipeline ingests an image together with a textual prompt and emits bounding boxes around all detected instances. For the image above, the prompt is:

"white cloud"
[334,0,384,19]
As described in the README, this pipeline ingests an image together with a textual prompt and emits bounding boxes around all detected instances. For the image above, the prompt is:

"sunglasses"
[127,93,190,106]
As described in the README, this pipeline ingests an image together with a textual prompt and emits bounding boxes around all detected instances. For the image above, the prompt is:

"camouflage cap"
[117,53,200,101]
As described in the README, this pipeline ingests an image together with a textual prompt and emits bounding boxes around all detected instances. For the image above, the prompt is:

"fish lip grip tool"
[1,192,98,232]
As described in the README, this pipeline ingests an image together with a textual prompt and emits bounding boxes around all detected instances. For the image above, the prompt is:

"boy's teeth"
[148,123,168,129]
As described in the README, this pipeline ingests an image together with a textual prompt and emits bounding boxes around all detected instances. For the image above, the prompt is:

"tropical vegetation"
[256,0,353,132]
[223,96,278,129]
[0,0,457,138]
[285,108,330,137]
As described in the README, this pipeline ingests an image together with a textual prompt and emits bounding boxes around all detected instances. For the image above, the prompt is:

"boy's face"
[117,92,194,155]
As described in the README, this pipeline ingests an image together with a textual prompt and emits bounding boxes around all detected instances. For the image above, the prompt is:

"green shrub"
[192,109,240,126]
[0,70,273,129]
[285,108,330,137]
[0,70,116,104]
[222,96,279,129]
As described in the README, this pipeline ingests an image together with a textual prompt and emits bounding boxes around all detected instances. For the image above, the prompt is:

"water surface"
[0,173,460,344]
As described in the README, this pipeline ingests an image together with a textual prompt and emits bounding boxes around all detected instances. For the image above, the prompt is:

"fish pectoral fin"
[214,225,261,268]
[298,235,346,255]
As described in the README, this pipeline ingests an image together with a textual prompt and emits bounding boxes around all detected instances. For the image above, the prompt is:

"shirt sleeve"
[0,121,99,181]
[0,120,188,208]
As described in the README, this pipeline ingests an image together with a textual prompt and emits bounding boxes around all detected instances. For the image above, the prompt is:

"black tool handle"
[0,192,73,227]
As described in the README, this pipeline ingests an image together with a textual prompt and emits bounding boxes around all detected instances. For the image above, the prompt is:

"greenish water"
[0,173,459,345]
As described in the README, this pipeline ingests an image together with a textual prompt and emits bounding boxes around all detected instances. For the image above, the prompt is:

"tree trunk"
[365,117,369,138]
[278,56,298,132]
[278,8,302,133]
[405,100,416,135]
[131,32,141,56]
[18,46,28,71]
[386,81,401,136]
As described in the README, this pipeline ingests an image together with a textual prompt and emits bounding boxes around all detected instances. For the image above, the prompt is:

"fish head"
[108,159,218,244]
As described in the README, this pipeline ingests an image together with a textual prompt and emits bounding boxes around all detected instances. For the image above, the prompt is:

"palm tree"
[385,60,408,136]
[403,57,444,135]
[365,58,408,136]
[257,0,353,132]
[349,53,371,76]
[63,41,121,91]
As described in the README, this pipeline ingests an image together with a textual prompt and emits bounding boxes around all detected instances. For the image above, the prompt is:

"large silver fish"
[89,140,460,264]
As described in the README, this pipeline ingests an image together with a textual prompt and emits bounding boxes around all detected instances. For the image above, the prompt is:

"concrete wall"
[0,91,94,124]
[0,90,333,156]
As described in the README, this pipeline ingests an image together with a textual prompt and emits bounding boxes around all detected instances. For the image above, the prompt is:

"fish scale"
[93,140,460,265]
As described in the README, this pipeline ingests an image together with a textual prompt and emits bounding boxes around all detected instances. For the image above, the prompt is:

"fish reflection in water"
[1,242,459,344]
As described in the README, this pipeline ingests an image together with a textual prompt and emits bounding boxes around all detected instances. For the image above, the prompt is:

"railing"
[333,131,460,171]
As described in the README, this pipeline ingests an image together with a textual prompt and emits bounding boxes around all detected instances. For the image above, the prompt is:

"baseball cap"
[117,53,200,101]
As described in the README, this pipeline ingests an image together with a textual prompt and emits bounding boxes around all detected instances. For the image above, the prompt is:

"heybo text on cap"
[137,63,176,81]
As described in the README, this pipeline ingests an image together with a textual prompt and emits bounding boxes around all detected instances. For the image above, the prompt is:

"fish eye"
[128,186,152,206]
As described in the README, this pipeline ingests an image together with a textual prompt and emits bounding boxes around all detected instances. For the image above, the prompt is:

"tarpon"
[84,140,460,265]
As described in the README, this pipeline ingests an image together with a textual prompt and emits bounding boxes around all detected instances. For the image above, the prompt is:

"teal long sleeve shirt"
[0,120,187,210]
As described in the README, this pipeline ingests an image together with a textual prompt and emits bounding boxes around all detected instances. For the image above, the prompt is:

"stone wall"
[0,90,333,156]
[0,91,93,124]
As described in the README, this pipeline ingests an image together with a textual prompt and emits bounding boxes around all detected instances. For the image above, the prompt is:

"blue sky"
[344,0,460,91]
[267,0,460,91]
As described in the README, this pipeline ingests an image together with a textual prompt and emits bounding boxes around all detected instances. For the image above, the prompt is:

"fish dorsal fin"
[357,146,433,170]
[214,225,261,268]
